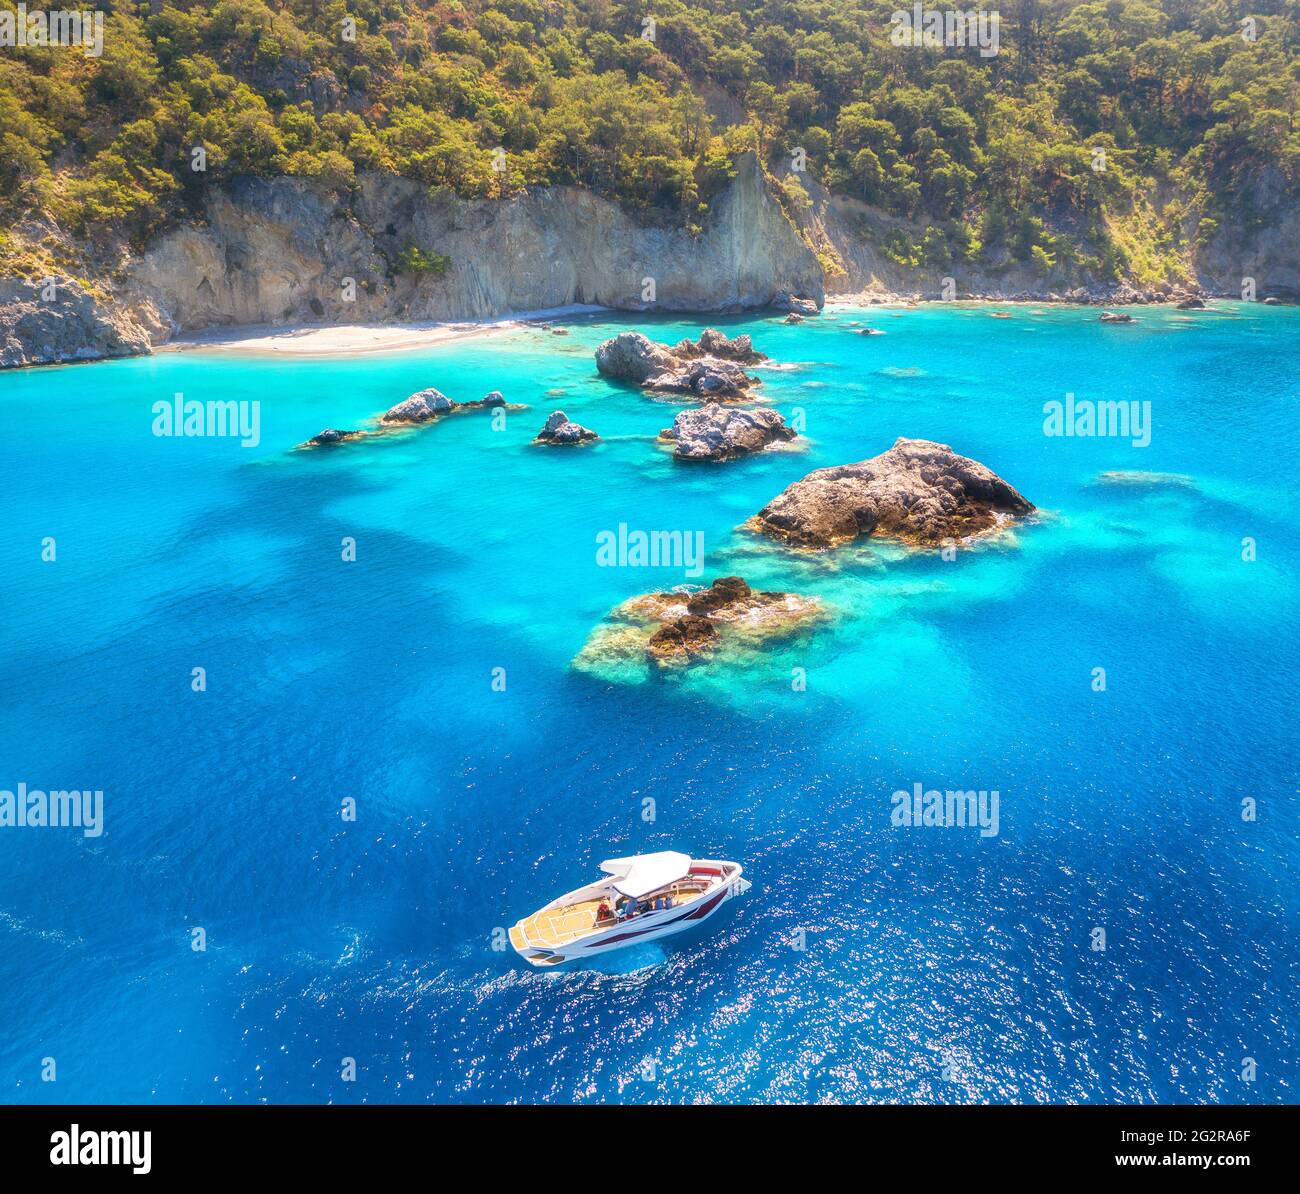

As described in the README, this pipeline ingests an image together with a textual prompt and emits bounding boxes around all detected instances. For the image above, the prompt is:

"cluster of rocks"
[747,437,1035,549]
[660,404,796,462]
[300,387,523,447]
[574,576,827,673]
[381,388,511,424]
[535,410,598,445]
[594,328,766,399]
[771,291,821,317]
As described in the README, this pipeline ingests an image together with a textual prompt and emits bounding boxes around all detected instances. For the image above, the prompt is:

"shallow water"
[1,302,1296,1103]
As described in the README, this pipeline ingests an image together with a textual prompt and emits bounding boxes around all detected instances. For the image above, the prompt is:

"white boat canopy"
[600,851,692,898]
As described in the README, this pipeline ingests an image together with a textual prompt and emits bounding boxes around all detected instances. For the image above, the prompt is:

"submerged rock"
[1095,470,1196,489]
[1099,311,1135,323]
[574,576,826,674]
[594,329,764,399]
[660,405,796,461]
[535,410,598,445]
[748,436,1034,549]
[784,313,804,324]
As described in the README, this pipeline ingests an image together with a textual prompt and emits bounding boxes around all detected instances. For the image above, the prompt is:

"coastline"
[158,303,608,359]
[3,294,1282,372]
[159,295,1249,361]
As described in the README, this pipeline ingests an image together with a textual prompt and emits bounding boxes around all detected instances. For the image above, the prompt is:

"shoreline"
[158,303,609,359]
[2,295,1286,372]
[165,295,1259,360]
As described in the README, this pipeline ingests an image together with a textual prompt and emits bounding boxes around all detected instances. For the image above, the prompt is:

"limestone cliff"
[0,152,822,367]
[3,146,1294,369]
[781,167,1300,303]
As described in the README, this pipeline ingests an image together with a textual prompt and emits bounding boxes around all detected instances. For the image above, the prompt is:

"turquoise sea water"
[1,302,1296,1104]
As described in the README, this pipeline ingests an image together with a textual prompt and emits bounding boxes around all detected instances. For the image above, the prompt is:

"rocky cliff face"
[106,151,815,349]
[1190,168,1300,299]
[3,147,1294,368]
[786,167,1300,303]
[1,152,822,366]
[0,276,164,369]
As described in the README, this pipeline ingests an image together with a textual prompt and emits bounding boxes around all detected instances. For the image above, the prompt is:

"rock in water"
[1175,297,1206,310]
[594,331,676,384]
[1095,470,1196,490]
[594,329,764,399]
[672,328,767,365]
[645,616,719,665]
[683,575,752,614]
[661,405,796,461]
[574,576,827,676]
[378,387,522,427]
[302,427,364,447]
[748,437,1034,548]
[381,387,456,423]
[535,410,598,445]
[1099,311,1134,323]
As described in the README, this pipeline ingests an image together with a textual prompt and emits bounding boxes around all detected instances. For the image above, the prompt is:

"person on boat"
[596,898,613,924]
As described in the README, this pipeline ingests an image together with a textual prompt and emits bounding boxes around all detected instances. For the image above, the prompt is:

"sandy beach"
[160,304,608,358]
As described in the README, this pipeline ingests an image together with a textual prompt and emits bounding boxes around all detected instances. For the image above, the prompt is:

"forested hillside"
[2,0,1297,286]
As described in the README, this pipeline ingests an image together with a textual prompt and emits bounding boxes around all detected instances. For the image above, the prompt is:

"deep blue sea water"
[1,302,1296,1104]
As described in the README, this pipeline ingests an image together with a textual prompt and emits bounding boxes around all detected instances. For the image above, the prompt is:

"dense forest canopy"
[1,0,1297,279]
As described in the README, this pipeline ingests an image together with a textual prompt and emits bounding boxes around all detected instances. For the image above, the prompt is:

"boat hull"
[511,862,749,967]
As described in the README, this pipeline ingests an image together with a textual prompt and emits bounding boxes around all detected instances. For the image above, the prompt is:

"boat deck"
[513,880,715,949]
[517,898,606,948]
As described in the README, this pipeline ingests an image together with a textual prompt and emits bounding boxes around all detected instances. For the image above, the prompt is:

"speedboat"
[509,851,750,967]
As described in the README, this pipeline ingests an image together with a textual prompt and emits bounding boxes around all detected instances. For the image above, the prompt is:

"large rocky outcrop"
[594,328,764,398]
[749,437,1034,548]
[661,405,796,461]
[0,276,163,368]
